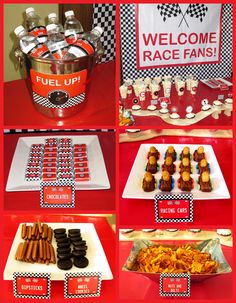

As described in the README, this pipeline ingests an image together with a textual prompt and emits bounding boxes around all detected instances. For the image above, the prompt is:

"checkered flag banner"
[157,4,182,22]
[186,4,208,22]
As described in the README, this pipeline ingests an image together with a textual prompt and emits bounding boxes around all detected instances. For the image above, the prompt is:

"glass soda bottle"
[25,7,47,43]
[64,10,83,44]
[68,26,103,58]
[47,13,64,34]
[14,25,50,58]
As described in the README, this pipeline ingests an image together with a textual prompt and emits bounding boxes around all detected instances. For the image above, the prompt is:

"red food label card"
[155,193,193,223]
[40,181,75,208]
[160,274,190,297]
[13,272,51,299]
[65,272,102,298]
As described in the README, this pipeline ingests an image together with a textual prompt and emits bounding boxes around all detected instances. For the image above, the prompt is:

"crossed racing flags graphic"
[157,4,208,27]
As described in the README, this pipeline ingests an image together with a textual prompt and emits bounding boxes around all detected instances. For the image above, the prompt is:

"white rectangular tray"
[201,78,233,89]
[122,144,230,200]
[6,135,110,191]
[4,223,113,281]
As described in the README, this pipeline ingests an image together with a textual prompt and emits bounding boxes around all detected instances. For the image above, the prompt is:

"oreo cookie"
[54,228,66,234]
[72,240,86,246]
[57,259,73,270]
[73,244,87,250]
[57,247,71,254]
[68,229,81,235]
[57,242,71,249]
[56,237,70,244]
[73,256,89,268]
[55,233,67,239]
[72,250,86,257]
[70,236,82,243]
[57,253,72,260]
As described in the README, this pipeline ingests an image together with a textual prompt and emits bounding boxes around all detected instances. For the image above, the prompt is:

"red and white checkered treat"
[75,173,90,182]
[58,172,74,179]
[44,152,57,159]
[26,167,41,174]
[45,138,58,145]
[44,146,57,152]
[43,163,57,169]
[74,162,88,169]
[42,167,57,174]
[25,172,41,181]
[42,173,57,181]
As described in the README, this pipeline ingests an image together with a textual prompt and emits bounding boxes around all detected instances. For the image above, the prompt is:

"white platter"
[122,144,230,200]
[201,78,233,89]
[4,223,113,281]
[6,135,110,191]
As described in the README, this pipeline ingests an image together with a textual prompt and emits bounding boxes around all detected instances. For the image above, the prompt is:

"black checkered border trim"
[13,272,51,299]
[40,181,75,208]
[154,193,193,223]
[93,4,116,63]
[160,273,190,297]
[64,272,102,299]
[120,4,232,80]
[32,92,85,109]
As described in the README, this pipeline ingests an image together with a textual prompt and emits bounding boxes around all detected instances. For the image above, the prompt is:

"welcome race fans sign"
[136,4,222,69]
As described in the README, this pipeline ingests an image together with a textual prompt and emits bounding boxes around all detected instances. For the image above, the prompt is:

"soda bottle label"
[30,69,88,109]
[73,39,95,55]
[29,43,50,58]
[29,26,47,43]
[51,47,68,60]
[64,29,82,44]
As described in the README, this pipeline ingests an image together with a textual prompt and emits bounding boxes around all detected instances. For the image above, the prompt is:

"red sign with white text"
[43,186,72,205]
[16,277,48,296]
[68,276,99,295]
[158,199,190,219]
[162,277,189,294]
[136,4,222,68]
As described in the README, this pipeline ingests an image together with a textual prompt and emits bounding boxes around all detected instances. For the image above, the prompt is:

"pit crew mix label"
[160,273,190,297]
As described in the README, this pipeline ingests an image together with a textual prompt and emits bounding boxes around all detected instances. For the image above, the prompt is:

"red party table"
[2,214,115,302]
[119,240,232,301]
[122,79,232,126]
[119,132,232,226]
[4,61,115,127]
[4,131,115,212]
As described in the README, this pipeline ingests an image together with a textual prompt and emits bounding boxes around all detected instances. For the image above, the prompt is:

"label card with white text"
[40,181,75,208]
[64,272,102,299]
[154,193,193,223]
[160,273,190,297]
[13,272,51,299]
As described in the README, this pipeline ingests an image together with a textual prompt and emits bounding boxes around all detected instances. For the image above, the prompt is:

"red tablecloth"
[119,135,232,226]
[4,61,115,127]
[3,214,115,302]
[119,241,232,301]
[123,80,232,126]
[4,132,115,212]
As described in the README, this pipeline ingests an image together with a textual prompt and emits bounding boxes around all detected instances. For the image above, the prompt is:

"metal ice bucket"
[15,46,102,119]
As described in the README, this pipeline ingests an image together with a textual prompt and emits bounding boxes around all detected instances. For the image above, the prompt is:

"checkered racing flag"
[186,4,208,22]
[157,4,182,22]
